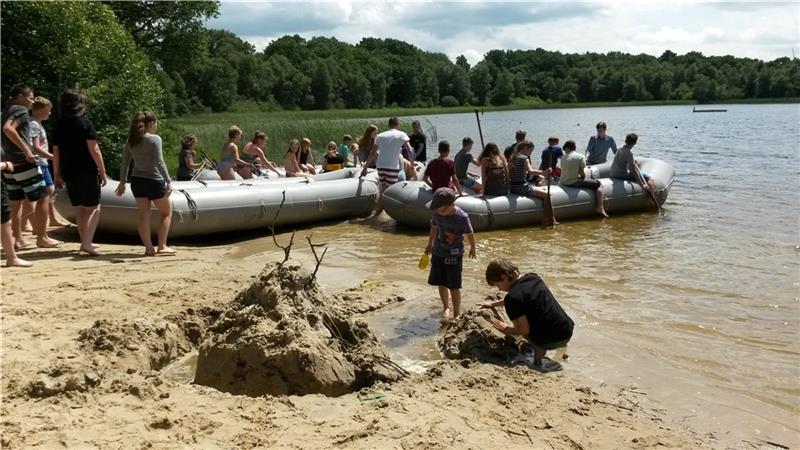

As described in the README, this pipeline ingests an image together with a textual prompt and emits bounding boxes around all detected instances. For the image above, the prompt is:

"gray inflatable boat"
[382,157,674,230]
[53,168,379,237]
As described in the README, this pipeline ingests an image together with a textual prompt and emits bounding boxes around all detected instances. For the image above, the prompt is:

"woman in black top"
[176,135,204,181]
[52,89,107,256]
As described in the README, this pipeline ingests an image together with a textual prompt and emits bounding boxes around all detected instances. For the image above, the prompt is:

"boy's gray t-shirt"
[454,149,475,180]
[431,207,473,257]
[610,145,634,177]
[30,119,48,165]
[1,105,32,164]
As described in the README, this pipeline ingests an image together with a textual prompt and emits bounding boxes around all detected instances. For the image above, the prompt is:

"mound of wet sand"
[193,262,405,397]
[439,307,533,363]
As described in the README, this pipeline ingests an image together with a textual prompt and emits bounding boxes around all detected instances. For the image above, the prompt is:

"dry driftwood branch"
[305,234,328,286]
[267,190,295,264]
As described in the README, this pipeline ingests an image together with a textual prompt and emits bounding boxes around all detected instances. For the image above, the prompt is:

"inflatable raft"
[382,157,674,230]
[54,168,378,238]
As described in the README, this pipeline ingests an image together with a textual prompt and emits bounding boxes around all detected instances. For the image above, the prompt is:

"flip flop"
[156,249,177,256]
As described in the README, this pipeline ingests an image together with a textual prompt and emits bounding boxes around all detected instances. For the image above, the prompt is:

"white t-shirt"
[375,128,410,169]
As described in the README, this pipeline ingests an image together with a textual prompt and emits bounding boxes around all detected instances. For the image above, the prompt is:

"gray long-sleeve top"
[119,134,171,183]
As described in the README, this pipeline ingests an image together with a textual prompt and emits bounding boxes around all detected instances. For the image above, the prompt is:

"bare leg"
[10,200,28,248]
[2,220,31,267]
[530,188,558,226]
[449,288,461,318]
[20,200,33,232]
[47,185,68,226]
[34,196,62,247]
[533,346,547,364]
[438,285,451,319]
[595,186,608,217]
[78,205,101,256]
[219,168,236,180]
[135,198,155,255]
[152,195,174,255]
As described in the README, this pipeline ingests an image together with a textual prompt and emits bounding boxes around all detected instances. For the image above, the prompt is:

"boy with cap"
[423,187,476,321]
[481,258,574,372]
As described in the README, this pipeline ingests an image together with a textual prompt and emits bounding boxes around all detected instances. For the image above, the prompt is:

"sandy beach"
[0,224,738,450]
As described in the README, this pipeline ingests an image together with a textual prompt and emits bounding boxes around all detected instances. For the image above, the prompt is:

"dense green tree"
[470,64,493,105]
[1,1,163,175]
[310,63,333,109]
[490,71,514,105]
[185,57,237,111]
[103,0,219,74]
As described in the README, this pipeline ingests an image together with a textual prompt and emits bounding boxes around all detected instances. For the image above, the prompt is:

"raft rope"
[176,189,199,223]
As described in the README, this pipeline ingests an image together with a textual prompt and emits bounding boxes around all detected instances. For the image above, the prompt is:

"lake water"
[235,104,800,446]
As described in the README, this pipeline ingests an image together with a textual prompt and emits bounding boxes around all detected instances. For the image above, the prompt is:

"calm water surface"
[232,104,800,446]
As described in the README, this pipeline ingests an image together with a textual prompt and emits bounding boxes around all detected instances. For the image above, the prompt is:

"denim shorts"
[460,177,477,188]
[38,163,53,187]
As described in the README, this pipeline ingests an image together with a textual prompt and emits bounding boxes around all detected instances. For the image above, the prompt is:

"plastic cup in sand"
[418,253,430,270]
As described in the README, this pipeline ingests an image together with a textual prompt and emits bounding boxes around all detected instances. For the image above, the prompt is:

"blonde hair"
[325,141,337,155]
[228,125,242,139]
[286,139,300,154]
[32,96,52,111]
[358,124,378,148]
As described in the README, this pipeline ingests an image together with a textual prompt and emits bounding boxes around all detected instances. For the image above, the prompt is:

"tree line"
[2,1,798,172]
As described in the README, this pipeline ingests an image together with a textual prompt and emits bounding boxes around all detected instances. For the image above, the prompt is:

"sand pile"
[193,262,405,397]
[439,307,532,363]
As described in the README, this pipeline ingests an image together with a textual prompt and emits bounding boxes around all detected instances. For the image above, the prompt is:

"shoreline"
[1,229,733,449]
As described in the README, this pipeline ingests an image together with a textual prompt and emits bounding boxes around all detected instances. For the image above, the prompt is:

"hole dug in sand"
[193,262,406,397]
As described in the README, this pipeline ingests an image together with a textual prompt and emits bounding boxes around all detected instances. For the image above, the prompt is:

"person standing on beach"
[115,111,175,257]
[409,120,427,162]
[424,187,476,321]
[585,121,617,165]
[53,89,107,256]
[1,159,32,266]
[2,85,61,250]
[481,258,574,372]
[30,96,69,229]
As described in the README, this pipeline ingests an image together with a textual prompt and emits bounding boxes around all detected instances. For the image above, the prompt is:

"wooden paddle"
[474,110,485,150]
[634,160,663,215]
[541,150,555,229]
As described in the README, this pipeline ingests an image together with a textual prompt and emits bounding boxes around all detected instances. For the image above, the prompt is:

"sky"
[206,1,800,64]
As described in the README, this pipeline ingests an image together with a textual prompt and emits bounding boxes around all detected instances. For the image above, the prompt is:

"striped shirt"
[509,154,533,195]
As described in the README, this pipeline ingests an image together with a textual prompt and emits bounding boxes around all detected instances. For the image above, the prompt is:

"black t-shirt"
[1,105,32,164]
[503,142,517,161]
[53,116,98,178]
[504,273,574,345]
[177,147,193,179]
[410,132,427,162]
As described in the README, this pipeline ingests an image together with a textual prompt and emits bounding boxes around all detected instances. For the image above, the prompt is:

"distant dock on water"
[693,106,728,112]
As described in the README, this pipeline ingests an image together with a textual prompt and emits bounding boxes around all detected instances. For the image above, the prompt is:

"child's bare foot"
[442,308,453,321]
[37,237,63,248]
[22,224,33,233]
[6,257,32,267]
[596,208,608,218]
[144,248,156,257]
[78,245,100,256]
[157,246,176,256]
[49,217,70,227]
[14,239,31,250]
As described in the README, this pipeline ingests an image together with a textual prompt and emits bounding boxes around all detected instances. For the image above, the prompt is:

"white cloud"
[207,1,800,62]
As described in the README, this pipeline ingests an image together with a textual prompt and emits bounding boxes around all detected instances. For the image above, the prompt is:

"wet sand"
[1,225,728,449]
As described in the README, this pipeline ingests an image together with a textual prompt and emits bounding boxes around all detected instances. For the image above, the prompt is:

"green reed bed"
[160,115,416,175]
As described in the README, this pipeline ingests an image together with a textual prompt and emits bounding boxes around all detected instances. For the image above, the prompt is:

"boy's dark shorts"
[1,182,11,224]
[65,174,101,207]
[130,176,166,200]
[427,254,463,289]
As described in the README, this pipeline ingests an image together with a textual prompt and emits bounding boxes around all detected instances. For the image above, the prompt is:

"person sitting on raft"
[478,143,509,196]
[610,133,655,192]
[298,138,317,175]
[559,140,608,217]
[322,141,344,172]
[240,130,281,178]
[481,258,574,373]
[217,125,252,180]
[283,139,312,179]
[508,140,557,225]
[454,136,483,194]
[176,135,205,181]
